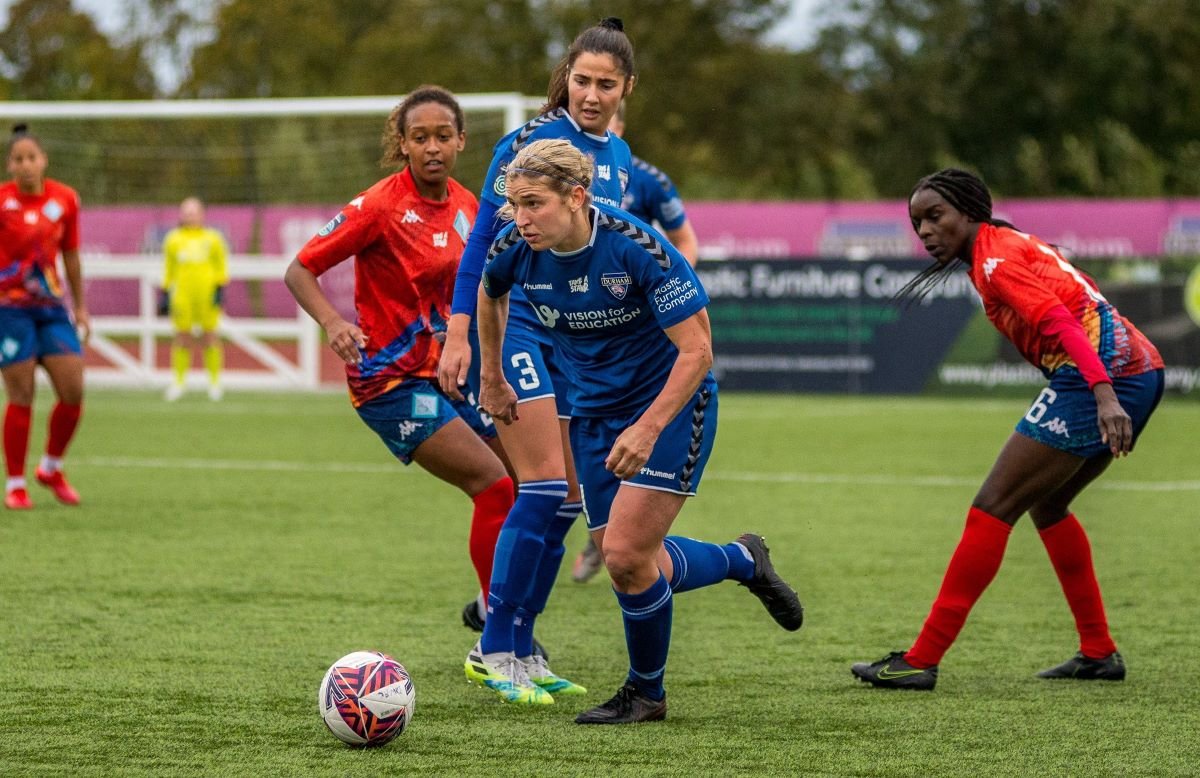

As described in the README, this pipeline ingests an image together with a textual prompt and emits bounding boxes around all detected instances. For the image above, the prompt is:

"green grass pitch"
[1,390,1198,776]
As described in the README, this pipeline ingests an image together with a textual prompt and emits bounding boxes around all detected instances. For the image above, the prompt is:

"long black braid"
[895,168,1016,303]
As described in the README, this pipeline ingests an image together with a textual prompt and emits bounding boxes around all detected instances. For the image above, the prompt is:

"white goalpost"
[0,94,542,392]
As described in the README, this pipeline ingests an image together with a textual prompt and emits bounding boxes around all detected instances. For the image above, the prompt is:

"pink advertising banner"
[76,199,1200,317]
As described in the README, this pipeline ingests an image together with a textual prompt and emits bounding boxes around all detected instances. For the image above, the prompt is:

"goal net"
[0,95,539,391]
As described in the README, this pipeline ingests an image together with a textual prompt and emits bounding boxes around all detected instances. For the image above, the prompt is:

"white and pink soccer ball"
[318,651,415,747]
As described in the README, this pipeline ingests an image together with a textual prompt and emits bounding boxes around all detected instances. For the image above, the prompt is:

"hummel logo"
[402,209,423,224]
[432,231,448,248]
[876,666,926,680]
[983,257,1004,280]
[1039,417,1070,437]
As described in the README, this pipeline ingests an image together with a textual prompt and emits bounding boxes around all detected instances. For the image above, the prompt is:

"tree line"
[2,0,1197,202]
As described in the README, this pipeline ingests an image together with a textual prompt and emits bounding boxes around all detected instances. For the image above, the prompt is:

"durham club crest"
[601,272,631,300]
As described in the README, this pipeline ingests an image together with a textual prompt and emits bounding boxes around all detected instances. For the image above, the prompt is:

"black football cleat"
[852,651,938,690]
[575,682,667,725]
[461,599,486,631]
[460,598,551,661]
[1037,651,1125,681]
[736,533,805,631]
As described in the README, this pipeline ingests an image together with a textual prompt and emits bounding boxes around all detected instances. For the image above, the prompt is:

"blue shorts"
[0,305,82,367]
[571,375,718,531]
[467,323,573,418]
[355,378,496,465]
[1015,368,1164,458]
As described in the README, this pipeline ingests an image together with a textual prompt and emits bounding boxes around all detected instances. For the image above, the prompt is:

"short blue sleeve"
[481,224,521,299]
[626,240,708,330]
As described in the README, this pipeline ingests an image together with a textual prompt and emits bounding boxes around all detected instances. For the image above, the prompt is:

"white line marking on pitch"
[73,456,1200,492]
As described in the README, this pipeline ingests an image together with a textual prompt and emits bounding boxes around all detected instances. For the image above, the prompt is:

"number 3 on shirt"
[1025,388,1058,424]
[510,352,541,391]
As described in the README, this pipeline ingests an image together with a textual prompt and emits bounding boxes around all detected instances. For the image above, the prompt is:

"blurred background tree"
[2,0,1197,200]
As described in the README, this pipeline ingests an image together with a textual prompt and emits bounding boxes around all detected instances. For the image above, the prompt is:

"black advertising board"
[698,259,980,393]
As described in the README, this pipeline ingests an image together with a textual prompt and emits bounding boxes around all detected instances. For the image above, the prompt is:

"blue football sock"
[479,480,567,654]
[514,500,582,657]
[615,573,673,701]
[663,535,756,593]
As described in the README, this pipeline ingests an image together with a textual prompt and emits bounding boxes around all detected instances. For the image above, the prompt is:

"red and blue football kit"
[969,223,1164,458]
[968,223,1162,380]
[0,178,80,309]
[297,168,478,408]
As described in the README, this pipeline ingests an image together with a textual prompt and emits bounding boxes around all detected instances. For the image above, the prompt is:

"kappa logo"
[597,164,611,181]
[432,231,449,248]
[569,275,589,294]
[349,196,365,210]
[402,209,423,224]
[983,257,1005,280]
[601,272,632,300]
[396,420,423,440]
[534,304,561,328]
[1039,417,1070,437]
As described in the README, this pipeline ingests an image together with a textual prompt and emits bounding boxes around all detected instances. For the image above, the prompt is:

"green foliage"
[1,391,1198,775]
[3,0,1200,199]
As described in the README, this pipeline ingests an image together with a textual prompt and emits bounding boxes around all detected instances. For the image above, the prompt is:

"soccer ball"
[318,651,415,747]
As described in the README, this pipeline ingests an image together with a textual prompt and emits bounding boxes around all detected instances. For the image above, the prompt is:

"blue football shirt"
[621,156,687,231]
[482,203,710,416]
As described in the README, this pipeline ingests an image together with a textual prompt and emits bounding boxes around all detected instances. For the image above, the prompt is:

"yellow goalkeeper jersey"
[162,226,229,290]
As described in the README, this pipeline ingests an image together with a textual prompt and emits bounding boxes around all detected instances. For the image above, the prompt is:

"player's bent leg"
[1029,454,1123,675]
[36,354,84,506]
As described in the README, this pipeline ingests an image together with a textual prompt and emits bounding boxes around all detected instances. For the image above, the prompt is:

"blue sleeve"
[450,198,501,317]
[629,243,708,330]
[650,174,687,231]
[481,240,517,299]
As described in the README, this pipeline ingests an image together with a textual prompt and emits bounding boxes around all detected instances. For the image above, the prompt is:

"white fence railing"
[83,255,323,391]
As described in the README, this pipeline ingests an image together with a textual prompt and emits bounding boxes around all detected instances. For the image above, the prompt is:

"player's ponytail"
[542,17,636,113]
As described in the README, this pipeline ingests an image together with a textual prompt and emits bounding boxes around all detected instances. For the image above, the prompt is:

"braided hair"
[896,168,1015,302]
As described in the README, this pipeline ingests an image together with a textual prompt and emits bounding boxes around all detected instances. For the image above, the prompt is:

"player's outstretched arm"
[284,259,365,366]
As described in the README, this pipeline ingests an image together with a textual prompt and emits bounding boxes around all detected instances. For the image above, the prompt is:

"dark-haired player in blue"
[478,138,805,724]
[439,17,637,703]
[572,101,700,582]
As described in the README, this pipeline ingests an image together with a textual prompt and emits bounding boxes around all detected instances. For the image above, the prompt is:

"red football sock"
[1038,514,1117,659]
[469,476,514,600]
[4,404,32,479]
[906,507,1013,668]
[46,402,83,459]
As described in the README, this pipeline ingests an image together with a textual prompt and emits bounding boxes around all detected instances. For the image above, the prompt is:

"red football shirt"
[968,224,1162,378]
[297,167,478,406]
[0,178,81,308]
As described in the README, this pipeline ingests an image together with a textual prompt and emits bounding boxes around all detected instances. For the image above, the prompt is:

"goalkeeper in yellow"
[160,197,229,401]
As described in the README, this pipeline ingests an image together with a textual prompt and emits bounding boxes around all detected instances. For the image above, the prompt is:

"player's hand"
[480,378,519,425]
[437,328,472,401]
[73,305,92,345]
[324,317,366,366]
[1094,383,1133,457]
[156,289,170,316]
[213,285,225,307]
[605,422,659,480]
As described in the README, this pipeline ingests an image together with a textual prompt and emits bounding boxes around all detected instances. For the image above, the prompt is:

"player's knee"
[1029,502,1069,529]
[601,543,652,589]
